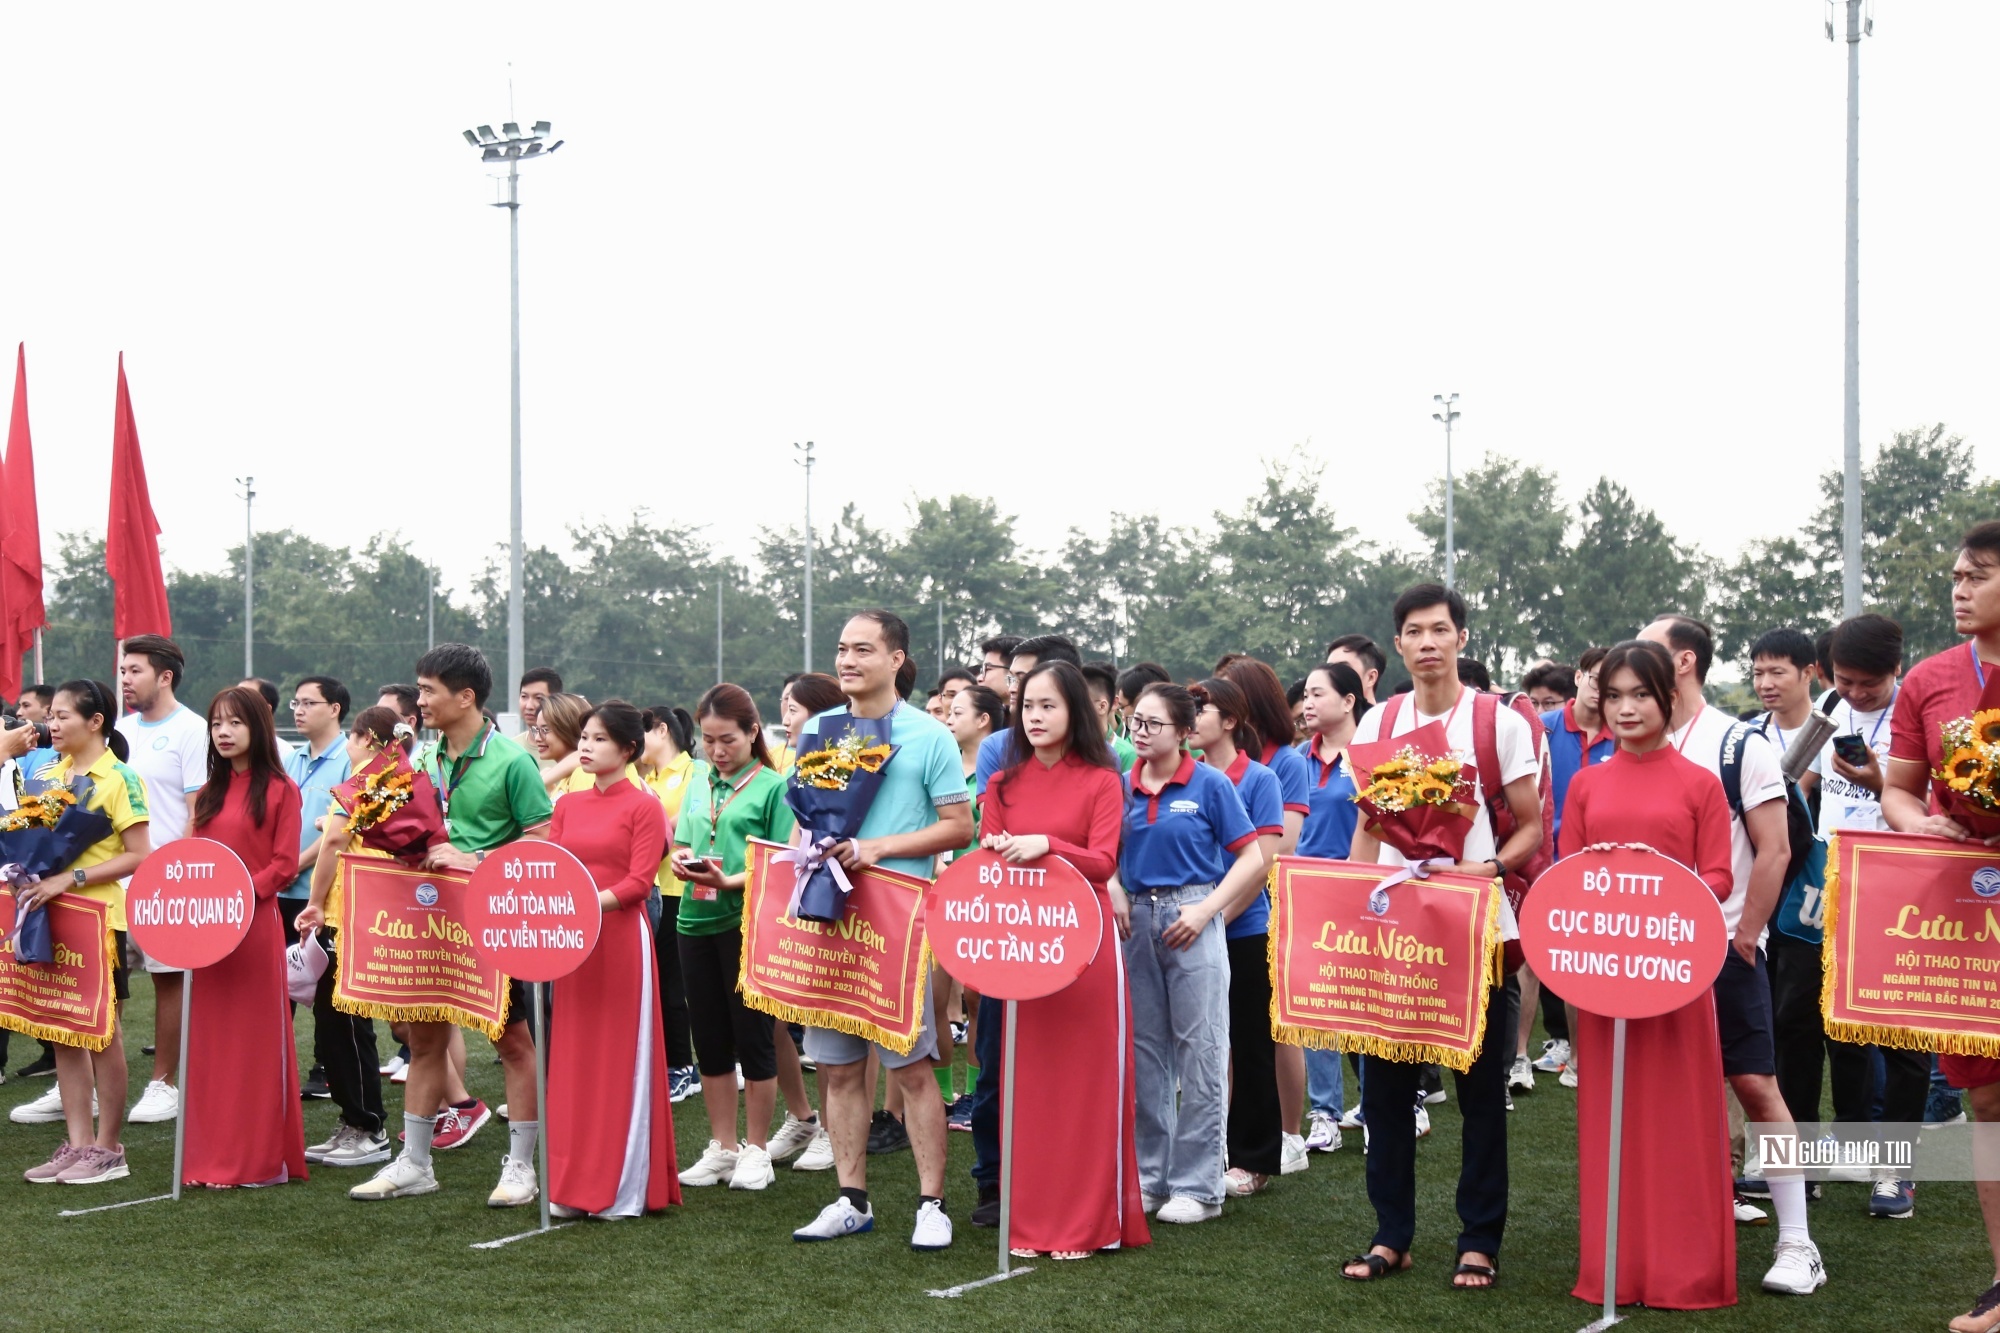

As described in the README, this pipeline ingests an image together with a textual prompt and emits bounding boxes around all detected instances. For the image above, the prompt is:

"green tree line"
[27,426,1985,717]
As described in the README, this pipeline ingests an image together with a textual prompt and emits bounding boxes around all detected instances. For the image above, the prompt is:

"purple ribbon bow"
[773,828,856,919]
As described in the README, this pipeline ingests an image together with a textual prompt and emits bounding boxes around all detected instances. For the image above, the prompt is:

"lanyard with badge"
[431,725,488,822]
[692,762,763,900]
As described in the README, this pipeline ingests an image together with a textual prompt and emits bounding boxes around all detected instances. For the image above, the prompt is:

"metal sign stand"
[473,980,572,1249]
[927,999,1034,1298]
[1579,1017,1628,1333]
[60,970,189,1217]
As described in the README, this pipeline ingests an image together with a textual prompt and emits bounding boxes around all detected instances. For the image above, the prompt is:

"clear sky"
[4,3,1994,601]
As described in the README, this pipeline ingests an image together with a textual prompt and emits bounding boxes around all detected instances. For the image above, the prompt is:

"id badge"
[692,885,719,902]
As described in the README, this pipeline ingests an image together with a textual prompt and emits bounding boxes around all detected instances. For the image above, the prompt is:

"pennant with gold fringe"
[331,855,510,1040]
[738,838,933,1057]
[1820,829,2000,1058]
[0,894,117,1051]
[1267,855,1503,1074]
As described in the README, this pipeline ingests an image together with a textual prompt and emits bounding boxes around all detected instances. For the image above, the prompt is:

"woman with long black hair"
[183,686,307,1187]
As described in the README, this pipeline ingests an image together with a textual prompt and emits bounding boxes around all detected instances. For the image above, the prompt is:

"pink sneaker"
[23,1142,83,1183]
[432,1099,491,1151]
[56,1144,129,1185]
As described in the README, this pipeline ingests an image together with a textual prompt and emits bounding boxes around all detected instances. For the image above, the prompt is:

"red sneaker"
[432,1099,492,1151]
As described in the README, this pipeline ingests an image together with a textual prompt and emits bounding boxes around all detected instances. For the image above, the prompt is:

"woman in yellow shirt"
[639,706,698,1097]
[20,679,153,1186]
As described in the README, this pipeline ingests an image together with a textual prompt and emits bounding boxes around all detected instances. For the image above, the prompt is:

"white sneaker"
[729,1144,775,1191]
[1305,1111,1342,1153]
[1337,1104,1365,1130]
[304,1129,344,1162]
[1223,1167,1268,1196]
[128,1079,179,1123]
[1156,1195,1221,1224]
[1422,1087,1447,1106]
[1532,1038,1571,1073]
[1761,1237,1826,1294]
[680,1139,739,1187]
[487,1154,538,1208]
[793,1196,873,1241]
[348,1154,438,1200]
[767,1114,819,1162]
[792,1126,834,1171]
[10,1085,86,1124]
[550,1202,588,1219]
[1141,1192,1167,1214]
[1735,1198,1770,1225]
[1414,1105,1432,1138]
[318,1125,392,1168]
[1820,1133,1871,1183]
[379,1055,408,1078]
[1280,1132,1309,1175]
[1558,1064,1578,1089]
[911,1198,952,1251]
[1507,1054,1535,1093]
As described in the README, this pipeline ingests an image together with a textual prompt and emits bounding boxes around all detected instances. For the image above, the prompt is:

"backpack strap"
[1470,691,1505,821]
[1377,693,1405,736]
[1716,721,1751,820]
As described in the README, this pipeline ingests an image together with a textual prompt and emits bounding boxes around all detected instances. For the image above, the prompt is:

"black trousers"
[654,901,693,1069]
[680,928,776,1081]
[1361,986,1508,1259]
[315,933,385,1136]
[1226,932,1282,1175]
[1498,973,1521,1067]
[1768,931,1929,1125]
[1539,976,1571,1043]
[971,993,1004,1190]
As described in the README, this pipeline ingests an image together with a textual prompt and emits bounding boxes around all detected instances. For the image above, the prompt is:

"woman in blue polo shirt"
[1116,682,1267,1226]
[1190,678,1286,1200]
[1295,661,1369,1151]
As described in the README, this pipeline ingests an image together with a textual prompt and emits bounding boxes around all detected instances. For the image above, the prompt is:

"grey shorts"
[802,962,940,1071]
[132,938,184,977]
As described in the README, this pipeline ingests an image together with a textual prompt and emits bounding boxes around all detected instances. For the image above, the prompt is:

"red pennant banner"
[739,838,932,1056]
[1268,855,1504,1073]
[333,855,510,1039]
[1823,829,2000,1058]
[0,893,116,1051]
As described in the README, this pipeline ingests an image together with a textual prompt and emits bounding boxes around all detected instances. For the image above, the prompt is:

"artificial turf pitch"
[0,987,1988,1333]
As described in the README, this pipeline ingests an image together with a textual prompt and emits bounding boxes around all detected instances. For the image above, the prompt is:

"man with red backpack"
[1339,583,1546,1292]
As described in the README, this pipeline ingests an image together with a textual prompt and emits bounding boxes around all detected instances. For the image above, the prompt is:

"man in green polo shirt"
[350,644,554,1207]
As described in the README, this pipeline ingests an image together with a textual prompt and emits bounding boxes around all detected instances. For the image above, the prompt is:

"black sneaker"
[866,1109,910,1155]
[16,1050,56,1079]
[301,1066,332,1101]
[970,1182,1001,1228]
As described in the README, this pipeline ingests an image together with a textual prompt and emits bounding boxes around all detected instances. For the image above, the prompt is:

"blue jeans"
[1123,883,1230,1206]
[1306,1047,1345,1118]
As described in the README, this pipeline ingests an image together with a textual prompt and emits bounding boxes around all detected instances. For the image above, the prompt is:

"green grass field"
[0,987,1988,1333]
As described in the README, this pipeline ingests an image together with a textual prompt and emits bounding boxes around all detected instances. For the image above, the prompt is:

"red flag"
[2,344,46,694]
[0,348,17,698]
[106,354,171,638]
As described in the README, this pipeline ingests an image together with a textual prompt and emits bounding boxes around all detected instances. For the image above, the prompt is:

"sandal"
[1451,1258,1499,1290]
[1051,1250,1093,1262]
[1951,1282,2000,1333]
[1341,1247,1411,1281]
[1009,1248,1039,1259]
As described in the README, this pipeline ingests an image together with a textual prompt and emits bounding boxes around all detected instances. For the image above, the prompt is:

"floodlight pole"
[796,441,816,672]
[237,476,255,677]
[1835,0,1871,619]
[1432,395,1460,589]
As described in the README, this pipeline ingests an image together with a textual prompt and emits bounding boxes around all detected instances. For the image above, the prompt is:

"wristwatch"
[71,868,87,888]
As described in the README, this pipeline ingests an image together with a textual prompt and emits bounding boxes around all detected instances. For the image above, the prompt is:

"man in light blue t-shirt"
[790,612,972,1254]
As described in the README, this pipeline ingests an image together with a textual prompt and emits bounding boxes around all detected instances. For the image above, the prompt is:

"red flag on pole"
[106,353,172,638]
[2,344,46,694]
[0,348,18,698]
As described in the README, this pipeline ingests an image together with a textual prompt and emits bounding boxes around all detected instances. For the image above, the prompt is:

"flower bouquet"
[333,749,445,860]
[0,776,115,965]
[1349,720,1479,865]
[1934,687,2000,840]
[779,718,898,924]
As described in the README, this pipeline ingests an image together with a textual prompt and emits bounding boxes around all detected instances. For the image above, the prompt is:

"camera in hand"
[2,713,50,749]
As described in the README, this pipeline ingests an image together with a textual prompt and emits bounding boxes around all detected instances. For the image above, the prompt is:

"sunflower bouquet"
[0,786,77,833]
[793,732,893,792]
[782,717,901,923]
[1348,720,1479,864]
[1935,707,2000,837]
[332,750,444,859]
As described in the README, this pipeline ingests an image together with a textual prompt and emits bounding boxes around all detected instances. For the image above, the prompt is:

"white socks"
[1768,1174,1810,1244]
[403,1113,434,1169]
[510,1119,539,1164]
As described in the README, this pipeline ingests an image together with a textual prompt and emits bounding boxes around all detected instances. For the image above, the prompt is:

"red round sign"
[463,843,603,982]
[924,851,1102,1001]
[125,838,256,970]
[1518,847,1728,1020]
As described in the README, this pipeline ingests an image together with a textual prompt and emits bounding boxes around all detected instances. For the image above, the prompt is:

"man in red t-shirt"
[1881,520,2000,1333]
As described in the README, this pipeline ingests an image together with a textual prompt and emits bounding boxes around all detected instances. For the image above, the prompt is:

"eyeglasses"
[527,725,551,739]
[290,698,325,711]
[1128,715,1171,737]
